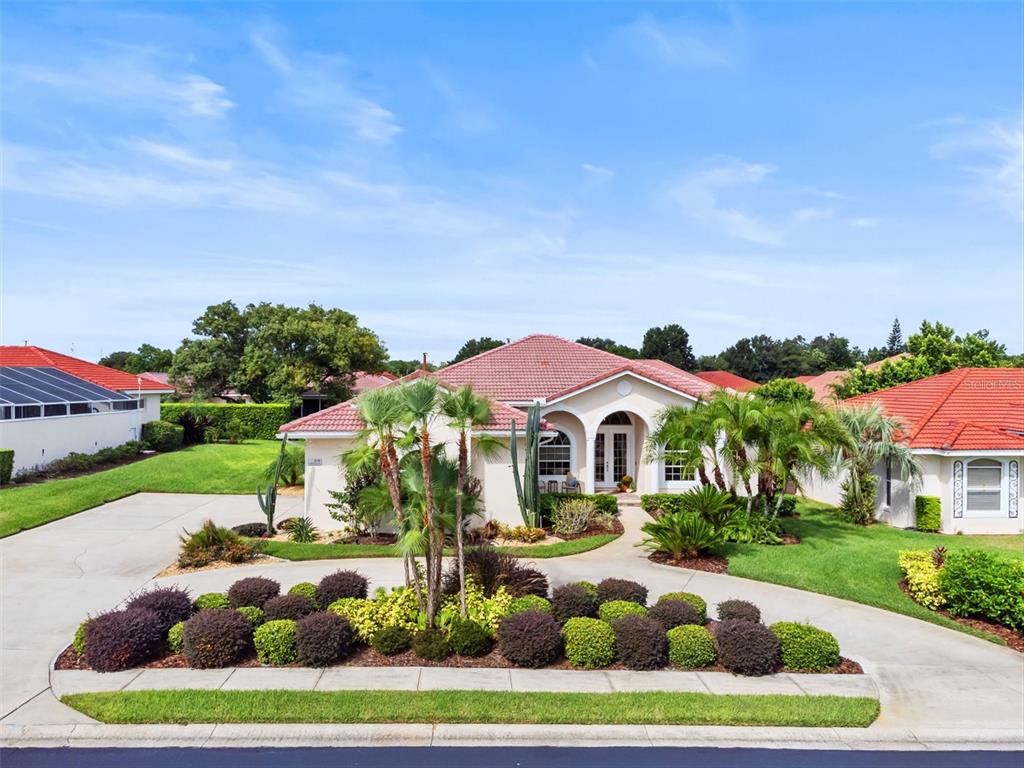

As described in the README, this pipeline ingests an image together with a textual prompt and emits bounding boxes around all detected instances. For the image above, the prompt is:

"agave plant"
[638,512,723,561]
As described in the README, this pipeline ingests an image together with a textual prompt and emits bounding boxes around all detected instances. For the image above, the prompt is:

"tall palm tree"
[440,386,501,616]
[646,403,727,490]
[834,402,920,524]
[705,391,765,497]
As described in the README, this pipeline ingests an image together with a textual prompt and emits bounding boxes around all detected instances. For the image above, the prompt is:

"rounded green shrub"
[938,549,1024,631]
[508,594,552,615]
[611,615,667,671]
[667,625,716,668]
[73,618,91,655]
[228,577,280,609]
[237,606,265,628]
[914,496,942,533]
[183,608,253,668]
[598,600,648,623]
[194,592,231,611]
[498,610,562,668]
[449,618,492,657]
[717,599,761,623]
[562,617,616,669]
[551,584,597,623]
[648,599,700,631]
[295,612,353,667]
[167,621,185,654]
[770,622,840,672]
[716,619,780,676]
[142,419,184,452]
[596,578,647,605]
[288,582,320,608]
[412,628,451,661]
[254,619,297,665]
[658,591,707,622]
[371,625,412,655]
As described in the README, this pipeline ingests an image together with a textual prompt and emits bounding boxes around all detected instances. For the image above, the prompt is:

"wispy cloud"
[250,33,401,144]
[424,65,493,134]
[848,217,881,228]
[668,159,784,246]
[126,139,234,174]
[581,163,615,187]
[929,111,1024,220]
[601,11,742,70]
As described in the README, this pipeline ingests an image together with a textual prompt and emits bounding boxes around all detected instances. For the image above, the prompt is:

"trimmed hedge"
[498,611,562,668]
[194,593,231,611]
[142,420,184,452]
[84,609,162,672]
[449,618,492,657]
[938,550,1024,631]
[658,591,707,622]
[295,612,353,666]
[254,619,297,665]
[596,578,647,606]
[182,609,253,669]
[770,622,840,672]
[370,626,412,655]
[508,594,551,615]
[161,403,291,441]
[412,628,451,661]
[648,599,700,631]
[716,619,780,676]
[562,617,616,668]
[539,493,618,522]
[598,600,648,623]
[717,599,761,624]
[551,584,597,623]
[915,496,941,533]
[611,615,668,671]
[0,449,13,484]
[667,625,716,668]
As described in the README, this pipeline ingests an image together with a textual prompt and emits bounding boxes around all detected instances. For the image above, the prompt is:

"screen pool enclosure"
[0,366,140,421]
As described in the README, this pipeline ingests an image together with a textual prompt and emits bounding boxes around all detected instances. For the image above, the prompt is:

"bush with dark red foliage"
[125,586,193,634]
[232,522,269,538]
[716,618,780,676]
[611,615,668,670]
[596,578,647,606]
[295,611,353,666]
[497,610,562,668]
[84,608,163,672]
[227,576,280,609]
[551,583,597,623]
[263,594,315,621]
[647,599,700,631]
[716,599,761,624]
[182,608,253,668]
[316,570,368,607]
[504,565,549,598]
[443,547,549,598]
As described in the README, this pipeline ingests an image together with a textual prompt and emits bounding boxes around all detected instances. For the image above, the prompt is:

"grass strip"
[493,533,619,558]
[62,689,880,727]
[0,441,282,538]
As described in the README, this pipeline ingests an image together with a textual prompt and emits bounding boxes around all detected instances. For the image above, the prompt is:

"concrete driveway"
[1,493,1021,736]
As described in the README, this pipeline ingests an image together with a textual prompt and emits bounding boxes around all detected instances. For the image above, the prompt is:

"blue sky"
[3,2,1022,364]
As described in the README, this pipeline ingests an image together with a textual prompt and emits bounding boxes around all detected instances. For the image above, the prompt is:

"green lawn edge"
[262,532,620,560]
[0,441,282,538]
[62,689,880,728]
[722,498,1024,645]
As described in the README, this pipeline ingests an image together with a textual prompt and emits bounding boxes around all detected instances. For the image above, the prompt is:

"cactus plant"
[257,437,290,534]
[510,403,541,527]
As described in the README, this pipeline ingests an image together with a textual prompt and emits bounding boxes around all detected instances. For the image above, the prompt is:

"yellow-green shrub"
[898,550,945,610]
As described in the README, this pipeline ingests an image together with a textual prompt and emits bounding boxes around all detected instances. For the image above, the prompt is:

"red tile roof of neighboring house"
[842,368,1024,451]
[0,346,172,392]
[793,375,816,384]
[436,335,714,402]
[694,370,759,392]
[352,371,398,394]
[802,370,850,402]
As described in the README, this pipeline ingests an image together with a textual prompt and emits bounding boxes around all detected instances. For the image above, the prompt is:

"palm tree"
[705,391,764,498]
[440,386,501,616]
[834,402,920,524]
[646,403,728,490]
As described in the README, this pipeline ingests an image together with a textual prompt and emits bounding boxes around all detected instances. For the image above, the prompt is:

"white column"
[647,454,660,495]
[584,436,596,494]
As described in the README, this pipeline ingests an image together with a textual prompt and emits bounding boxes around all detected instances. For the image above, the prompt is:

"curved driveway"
[2,493,1021,734]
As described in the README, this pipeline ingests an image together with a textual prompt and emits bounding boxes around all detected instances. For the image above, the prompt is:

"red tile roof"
[352,371,398,394]
[0,346,172,392]
[802,370,850,402]
[437,335,714,401]
[842,368,1024,451]
[694,370,759,392]
[793,375,816,384]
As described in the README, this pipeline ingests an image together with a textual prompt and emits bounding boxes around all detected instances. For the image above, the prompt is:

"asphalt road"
[3,748,1023,767]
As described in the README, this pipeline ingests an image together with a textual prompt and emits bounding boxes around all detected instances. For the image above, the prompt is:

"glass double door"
[594,427,633,488]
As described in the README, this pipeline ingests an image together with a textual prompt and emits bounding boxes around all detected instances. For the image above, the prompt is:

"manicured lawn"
[62,689,880,727]
[261,533,620,560]
[0,441,281,538]
[725,499,1024,640]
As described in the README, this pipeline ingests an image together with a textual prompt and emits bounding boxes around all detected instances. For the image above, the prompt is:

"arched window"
[966,458,1002,513]
[601,411,632,426]
[538,430,572,477]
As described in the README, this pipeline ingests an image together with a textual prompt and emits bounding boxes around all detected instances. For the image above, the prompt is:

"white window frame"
[964,457,1008,518]
[538,428,575,482]
[662,449,699,490]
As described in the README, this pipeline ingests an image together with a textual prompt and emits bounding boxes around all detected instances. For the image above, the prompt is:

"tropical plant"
[256,437,290,534]
[178,520,257,568]
[645,403,725,489]
[835,402,921,524]
[510,403,542,527]
[550,498,597,536]
[264,443,304,486]
[638,512,722,561]
[287,516,317,543]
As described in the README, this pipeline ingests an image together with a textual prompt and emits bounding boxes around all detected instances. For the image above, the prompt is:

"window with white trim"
[663,450,693,482]
[538,430,572,476]
[966,458,1002,514]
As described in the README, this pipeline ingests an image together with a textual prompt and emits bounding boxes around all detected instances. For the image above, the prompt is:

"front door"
[594,426,633,489]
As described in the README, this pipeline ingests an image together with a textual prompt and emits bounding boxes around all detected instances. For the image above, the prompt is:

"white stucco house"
[805,367,1024,534]
[0,346,173,474]
[280,334,718,529]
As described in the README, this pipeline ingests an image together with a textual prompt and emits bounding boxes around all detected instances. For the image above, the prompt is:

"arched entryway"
[594,410,635,490]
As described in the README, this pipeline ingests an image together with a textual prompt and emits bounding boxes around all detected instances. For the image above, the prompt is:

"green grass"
[262,532,620,560]
[62,689,880,727]
[0,441,281,538]
[724,499,1024,641]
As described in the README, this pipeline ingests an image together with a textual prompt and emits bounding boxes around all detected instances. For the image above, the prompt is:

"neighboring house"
[805,368,1023,534]
[800,354,912,402]
[300,371,398,416]
[280,334,718,528]
[0,346,173,473]
[694,370,759,393]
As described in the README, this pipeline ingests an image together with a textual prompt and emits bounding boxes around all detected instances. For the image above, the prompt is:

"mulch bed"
[648,552,729,573]
[780,533,800,545]
[898,580,1024,653]
[329,533,398,546]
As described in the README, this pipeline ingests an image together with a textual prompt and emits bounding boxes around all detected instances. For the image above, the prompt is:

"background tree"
[756,378,814,405]
[886,317,905,355]
[98,350,132,371]
[448,337,504,364]
[640,324,697,370]
[99,344,174,374]
[385,359,434,377]
[576,337,639,358]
